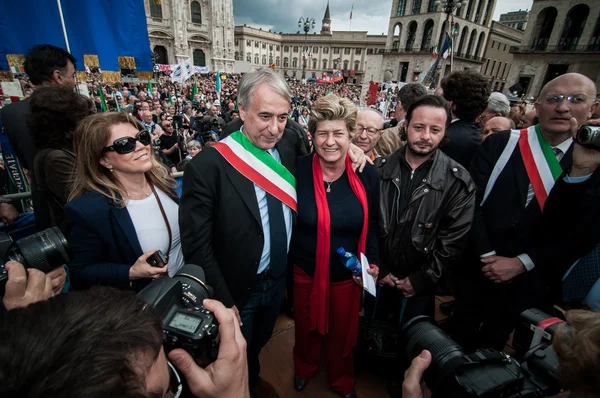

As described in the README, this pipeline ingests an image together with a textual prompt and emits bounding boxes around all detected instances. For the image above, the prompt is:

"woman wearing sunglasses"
[65,112,184,292]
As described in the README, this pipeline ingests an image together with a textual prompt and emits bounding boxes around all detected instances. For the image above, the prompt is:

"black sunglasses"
[102,130,151,154]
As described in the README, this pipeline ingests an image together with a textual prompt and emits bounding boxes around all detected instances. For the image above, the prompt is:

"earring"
[109,168,114,173]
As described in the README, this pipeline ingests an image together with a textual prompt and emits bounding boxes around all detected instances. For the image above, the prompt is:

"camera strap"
[150,184,172,262]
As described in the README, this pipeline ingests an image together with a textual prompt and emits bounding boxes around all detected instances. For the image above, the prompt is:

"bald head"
[535,72,599,138]
[521,110,537,128]
[482,116,514,141]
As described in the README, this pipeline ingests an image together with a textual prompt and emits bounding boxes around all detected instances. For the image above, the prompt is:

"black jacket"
[376,149,475,293]
[0,98,36,170]
[179,138,298,309]
[440,119,482,169]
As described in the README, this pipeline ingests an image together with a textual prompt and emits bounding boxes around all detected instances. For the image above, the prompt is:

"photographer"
[0,286,250,398]
[159,119,183,166]
[1,261,64,311]
[402,310,600,398]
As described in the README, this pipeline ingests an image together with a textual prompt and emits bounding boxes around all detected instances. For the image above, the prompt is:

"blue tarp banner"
[0,0,152,71]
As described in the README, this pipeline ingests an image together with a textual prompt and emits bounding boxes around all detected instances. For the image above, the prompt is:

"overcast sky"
[233,0,533,36]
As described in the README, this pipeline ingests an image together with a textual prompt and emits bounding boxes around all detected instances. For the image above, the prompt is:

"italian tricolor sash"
[482,125,566,212]
[213,131,297,212]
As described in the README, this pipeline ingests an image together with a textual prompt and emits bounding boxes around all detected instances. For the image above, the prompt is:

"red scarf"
[310,154,369,336]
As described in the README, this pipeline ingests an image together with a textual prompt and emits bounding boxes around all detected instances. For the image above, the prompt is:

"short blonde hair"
[308,94,357,138]
[187,140,202,150]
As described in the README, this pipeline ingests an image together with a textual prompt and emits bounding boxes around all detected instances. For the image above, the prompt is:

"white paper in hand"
[360,253,377,297]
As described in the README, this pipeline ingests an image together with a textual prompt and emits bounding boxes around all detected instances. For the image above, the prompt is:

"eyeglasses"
[102,130,151,154]
[543,94,590,105]
[164,123,173,128]
[357,125,381,137]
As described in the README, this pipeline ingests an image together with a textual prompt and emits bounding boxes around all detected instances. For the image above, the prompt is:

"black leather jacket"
[376,149,476,293]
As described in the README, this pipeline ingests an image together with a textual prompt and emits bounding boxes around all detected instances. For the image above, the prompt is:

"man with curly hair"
[440,70,490,168]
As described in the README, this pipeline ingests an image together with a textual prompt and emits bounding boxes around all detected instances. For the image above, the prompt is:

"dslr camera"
[575,125,600,149]
[401,308,563,397]
[0,227,71,295]
[137,264,219,367]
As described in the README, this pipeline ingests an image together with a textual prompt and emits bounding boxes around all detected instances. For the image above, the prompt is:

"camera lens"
[172,264,213,307]
[401,316,467,392]
[577,126,591,144]
[7,227,70,273]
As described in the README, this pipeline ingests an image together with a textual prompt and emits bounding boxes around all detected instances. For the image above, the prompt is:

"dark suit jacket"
[0,98,36,170]
[441,119,482,169]
[64,190,179,292]
[541,168,600,299]
[468,130,573,304]
[180,137,298,309]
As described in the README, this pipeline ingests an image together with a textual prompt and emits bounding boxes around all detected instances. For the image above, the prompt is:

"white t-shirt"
[126,189,184,277]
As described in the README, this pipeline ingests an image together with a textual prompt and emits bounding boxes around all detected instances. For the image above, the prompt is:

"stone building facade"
[482,21,524,92]
[233,25,387,84]
[378,0,497,84]
[498,10,529,31]
[144,0,235,72]
[505,0,600,98]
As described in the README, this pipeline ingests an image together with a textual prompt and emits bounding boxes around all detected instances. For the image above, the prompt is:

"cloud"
[233,0,392,34]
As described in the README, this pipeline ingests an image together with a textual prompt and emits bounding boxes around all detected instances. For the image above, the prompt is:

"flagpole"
[450,14,454,72]
[56,0,71,53]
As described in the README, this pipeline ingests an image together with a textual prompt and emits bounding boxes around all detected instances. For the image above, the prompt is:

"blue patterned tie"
[562,243,600,303]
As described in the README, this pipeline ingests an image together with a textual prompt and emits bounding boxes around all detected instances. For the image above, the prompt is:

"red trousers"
[293,266,360,396]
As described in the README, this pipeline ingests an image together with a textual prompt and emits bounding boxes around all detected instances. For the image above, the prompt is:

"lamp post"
[298,16,315,80]
[434,0,468,72]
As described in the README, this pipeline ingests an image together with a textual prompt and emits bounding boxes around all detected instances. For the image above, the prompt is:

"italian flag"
[213,131,297,212]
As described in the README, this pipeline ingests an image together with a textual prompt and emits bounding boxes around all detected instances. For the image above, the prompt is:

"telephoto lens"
[6,227,70,273]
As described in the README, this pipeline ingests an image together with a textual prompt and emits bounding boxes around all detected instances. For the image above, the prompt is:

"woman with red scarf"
[290,95,380,397]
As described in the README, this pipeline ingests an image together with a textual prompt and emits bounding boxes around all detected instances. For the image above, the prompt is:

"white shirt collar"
[451,118,460,124]
[554,137,573,155]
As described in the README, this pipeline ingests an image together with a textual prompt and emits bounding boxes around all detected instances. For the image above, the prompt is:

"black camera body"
[137,264,219,367]
[401,309,563,397]
[575,125,600,149]
[0,227,71,296]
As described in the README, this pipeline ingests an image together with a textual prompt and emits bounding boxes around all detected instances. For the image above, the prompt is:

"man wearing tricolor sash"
[180,69,367,397]
[452,73,599,352]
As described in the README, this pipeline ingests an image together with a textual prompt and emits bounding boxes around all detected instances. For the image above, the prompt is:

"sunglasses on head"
[102,130,151,154]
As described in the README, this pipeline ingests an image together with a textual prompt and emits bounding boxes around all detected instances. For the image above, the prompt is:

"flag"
[97,86,107,112]
[452,24,459,38]
[441,33,452,59]
[216,71,221,94]
[432,44,438,58]
[326,87,332,95]
[115,96,121,112]
[192,82,198,98]
[147,80,152,94]
[350,3,353,20]
[169,95,173,106]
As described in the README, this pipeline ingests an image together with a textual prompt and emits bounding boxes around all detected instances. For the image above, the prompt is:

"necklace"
[325,181,333,193]
[127,191,152,199]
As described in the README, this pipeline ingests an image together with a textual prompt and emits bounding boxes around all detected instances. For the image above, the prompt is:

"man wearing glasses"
[452,73,599,352]
[352,108,384,161]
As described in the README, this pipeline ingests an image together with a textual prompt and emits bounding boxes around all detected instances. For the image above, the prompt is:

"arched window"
[150,1,162,18]
[191,1,202,24]
[405,21,418,51]
[312,58,318,69]
[354,60,360,71]
[438,20,448,50]
[474,0,484,23]
[254,54,259,64]
[392,23,402,51]
[333,59,339,69]
[483,0,493,25]
[193,49,205,66]
[466,29,477,56]
[457,26,468,55]
[475,31,485,57]
[420,20,434,51]
[292,58,298,68]
[558,4,590,51]
[284,57,289,67]
[276,56,280,67]
[427,0,437,13]
[323,59,328,69]
[269,55,274,64]
[412,0,422,15]
[262,55,267,65]
[246,52,251,62]
[343,60,349,69]
[531,7,558,51]
[589,16,600,51]
[154,45,168,64]
[397,0,407,16]
[464,0,473,20]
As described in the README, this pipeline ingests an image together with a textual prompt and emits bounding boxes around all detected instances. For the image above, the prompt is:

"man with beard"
[376,95,475,325]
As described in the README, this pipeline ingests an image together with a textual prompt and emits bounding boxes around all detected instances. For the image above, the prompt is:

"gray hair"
[238,68,292,108]
[487,92,510,116]
[357,107,384,129]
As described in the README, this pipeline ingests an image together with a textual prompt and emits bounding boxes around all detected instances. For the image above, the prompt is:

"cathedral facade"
[144,0,235,72]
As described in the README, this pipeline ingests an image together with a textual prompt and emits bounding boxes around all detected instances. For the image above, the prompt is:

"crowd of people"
[0,43,599,398]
